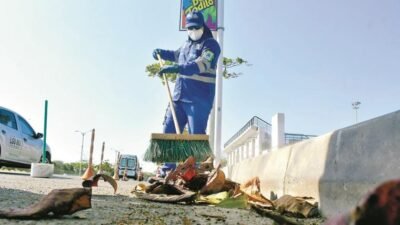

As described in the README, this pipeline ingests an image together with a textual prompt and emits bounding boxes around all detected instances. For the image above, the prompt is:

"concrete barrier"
[31,163,54,178]
[226,110,400,217]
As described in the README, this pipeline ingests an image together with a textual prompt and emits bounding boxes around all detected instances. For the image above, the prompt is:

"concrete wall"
[225,110,400,217]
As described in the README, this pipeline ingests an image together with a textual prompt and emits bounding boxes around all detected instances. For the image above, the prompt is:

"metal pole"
[208,106,215,150]
[42,100,48,163]
[76,130,90,176]
[79,134,84,175]
[88,129,95,167]
[213,0,224,165]
[99,142,105,174]
[352,101,361,123]
[355,109,358,123]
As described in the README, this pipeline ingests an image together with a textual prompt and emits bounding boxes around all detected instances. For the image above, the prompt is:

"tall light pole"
[213,0,224,166]
[75,129,91,176]
[352,101,361,123]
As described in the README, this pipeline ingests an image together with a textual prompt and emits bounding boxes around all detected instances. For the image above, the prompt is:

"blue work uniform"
[158,28,221,134]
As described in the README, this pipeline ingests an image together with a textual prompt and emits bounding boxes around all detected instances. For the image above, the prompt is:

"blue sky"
[1,0,399,171]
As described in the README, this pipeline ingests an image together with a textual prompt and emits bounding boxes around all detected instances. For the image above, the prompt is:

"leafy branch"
[222,57,250,79]
[145,57,250,83]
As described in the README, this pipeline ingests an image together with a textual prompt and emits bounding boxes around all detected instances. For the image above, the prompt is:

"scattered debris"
[0,173,117,220]
[81,173,118,194]
[196,156,214,173]
[273,195,319,218]
[132,156,320,225]
[239,176,274,208]
[251,204,303,225]
[197,191,229,205]
[217,193,248,209]
[324,179,400,225]
[134,189,196,204]
[0,188,92,219]
[200,164,226,195]
[183,173,208,191]
[165,156,197,183]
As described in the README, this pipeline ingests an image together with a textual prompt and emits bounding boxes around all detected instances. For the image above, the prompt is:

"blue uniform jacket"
[159,29,221,107]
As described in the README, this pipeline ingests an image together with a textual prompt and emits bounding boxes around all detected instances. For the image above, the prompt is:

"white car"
[0,106,51,168]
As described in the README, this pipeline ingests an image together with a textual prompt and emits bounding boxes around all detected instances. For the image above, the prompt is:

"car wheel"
[40,152,51,164]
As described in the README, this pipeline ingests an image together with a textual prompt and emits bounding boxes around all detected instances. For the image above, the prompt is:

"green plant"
[145,57,249,82]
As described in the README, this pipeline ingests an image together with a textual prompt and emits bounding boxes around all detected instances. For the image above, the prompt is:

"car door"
[16,115,43,163]
[0,108,25,163]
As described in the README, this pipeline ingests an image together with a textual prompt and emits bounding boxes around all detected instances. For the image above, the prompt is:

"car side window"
[0,109,17,130]
[17,116,35,137]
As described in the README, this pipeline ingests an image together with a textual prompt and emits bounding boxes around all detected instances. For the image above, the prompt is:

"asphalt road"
[0,171,274,225]
[0,171,326,224]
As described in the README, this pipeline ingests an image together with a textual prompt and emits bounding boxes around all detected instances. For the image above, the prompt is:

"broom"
[144,55,213,163]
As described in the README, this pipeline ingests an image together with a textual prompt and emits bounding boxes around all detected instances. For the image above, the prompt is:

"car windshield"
[127,159,136,167]
[0,109,17,130]
[120,157,136,168]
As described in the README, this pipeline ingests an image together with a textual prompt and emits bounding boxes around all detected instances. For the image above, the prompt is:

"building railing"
[285,133,316,145]
[224,116,271,148]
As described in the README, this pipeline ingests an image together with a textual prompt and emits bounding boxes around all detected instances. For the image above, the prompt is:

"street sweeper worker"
[152,11,221,135]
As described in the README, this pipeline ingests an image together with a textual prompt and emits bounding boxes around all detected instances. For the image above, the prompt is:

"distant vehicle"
[0,106,52,168]
[118,154,142,180]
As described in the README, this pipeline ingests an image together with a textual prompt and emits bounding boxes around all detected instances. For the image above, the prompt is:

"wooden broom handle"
[157,54,181,134]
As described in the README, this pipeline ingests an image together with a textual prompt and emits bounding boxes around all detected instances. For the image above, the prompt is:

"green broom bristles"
[144,139,213,163]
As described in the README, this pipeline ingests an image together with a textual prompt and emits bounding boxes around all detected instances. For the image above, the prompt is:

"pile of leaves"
[131,156,320,224]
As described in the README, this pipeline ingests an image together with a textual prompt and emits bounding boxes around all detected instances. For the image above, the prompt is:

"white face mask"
[188,27,204,41]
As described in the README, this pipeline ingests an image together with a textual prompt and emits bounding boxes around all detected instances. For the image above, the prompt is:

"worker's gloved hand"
[159,65,180,75]
[152,49,163,60]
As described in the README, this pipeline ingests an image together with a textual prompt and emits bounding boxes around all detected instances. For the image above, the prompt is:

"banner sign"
[180,0,218,31]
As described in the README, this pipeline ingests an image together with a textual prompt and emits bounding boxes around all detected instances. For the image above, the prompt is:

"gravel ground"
[0,171,326,225]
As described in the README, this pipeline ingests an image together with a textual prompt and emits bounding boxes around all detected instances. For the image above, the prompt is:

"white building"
[224,113,315,167]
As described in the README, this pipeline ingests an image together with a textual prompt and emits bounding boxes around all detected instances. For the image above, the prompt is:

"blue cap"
[186,11,205,28]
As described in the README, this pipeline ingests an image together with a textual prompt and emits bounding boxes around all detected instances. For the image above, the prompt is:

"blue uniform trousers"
[163,101,212,134]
